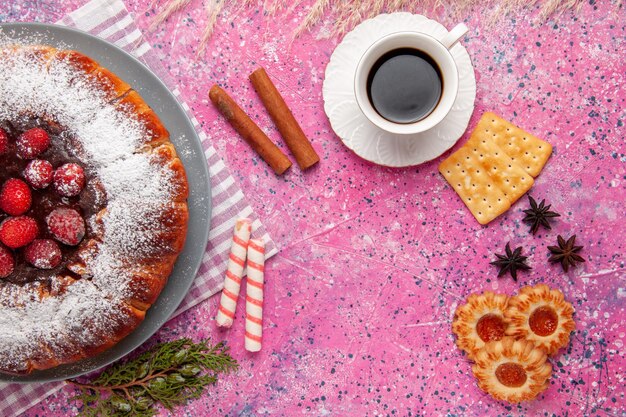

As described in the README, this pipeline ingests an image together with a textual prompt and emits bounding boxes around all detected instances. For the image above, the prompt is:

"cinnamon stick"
[249,67,320,170]
[209,85,292,175]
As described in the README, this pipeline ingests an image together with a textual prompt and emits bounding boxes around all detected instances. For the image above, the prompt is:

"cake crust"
[0,45,189,375]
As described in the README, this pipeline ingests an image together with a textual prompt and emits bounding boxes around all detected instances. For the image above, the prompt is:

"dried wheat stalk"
[294,0,331,37]
[149,0,192,32]
[198,0,225,55]
[149,0,599,53]
[296,0,591,36]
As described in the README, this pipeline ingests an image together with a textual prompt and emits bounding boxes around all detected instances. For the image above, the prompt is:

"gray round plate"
[0,23,211,383]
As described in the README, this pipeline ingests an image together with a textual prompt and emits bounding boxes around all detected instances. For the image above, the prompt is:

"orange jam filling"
[529,306,559,337]
[476,313,507,343]
[495,362,527,388]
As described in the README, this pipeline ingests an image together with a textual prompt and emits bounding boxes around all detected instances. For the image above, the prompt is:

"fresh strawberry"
[46,207,85,246]
[53,163,85,197]
[16,127,50,159]
[0,128,8,155]
[24,239,62,269]
[0,178,32,216]
[0,216,39,249]
[23,159,54,189]
[0,245,14,278]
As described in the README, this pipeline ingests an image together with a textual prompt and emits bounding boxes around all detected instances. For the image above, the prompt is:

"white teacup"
[354,23,468,135]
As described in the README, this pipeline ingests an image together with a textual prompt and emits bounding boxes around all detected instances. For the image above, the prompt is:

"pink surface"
[3,0,625,416]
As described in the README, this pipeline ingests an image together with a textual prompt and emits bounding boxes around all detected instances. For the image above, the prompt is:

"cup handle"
[440,23,469,50]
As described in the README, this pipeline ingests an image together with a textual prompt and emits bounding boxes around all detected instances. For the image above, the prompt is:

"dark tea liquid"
[367,48,442,124]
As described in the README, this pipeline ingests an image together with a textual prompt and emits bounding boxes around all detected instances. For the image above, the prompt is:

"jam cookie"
[505,284,575,355]
[452,291,510,360]
[472,337,552,403]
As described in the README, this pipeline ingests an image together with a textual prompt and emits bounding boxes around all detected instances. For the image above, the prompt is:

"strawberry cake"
[0,44,189,375]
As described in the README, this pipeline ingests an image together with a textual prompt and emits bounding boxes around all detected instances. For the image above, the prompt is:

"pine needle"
[67,338,238,417]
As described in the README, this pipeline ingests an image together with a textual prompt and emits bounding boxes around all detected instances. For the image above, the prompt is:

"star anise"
[548,234,585,272]
[522,195,560,234]
[490,242,531,281]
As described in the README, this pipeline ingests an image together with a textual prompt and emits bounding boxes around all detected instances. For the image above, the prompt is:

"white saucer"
[322,13,477,167]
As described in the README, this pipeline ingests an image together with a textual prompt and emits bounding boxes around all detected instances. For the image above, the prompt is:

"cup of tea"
[354,23,468,135]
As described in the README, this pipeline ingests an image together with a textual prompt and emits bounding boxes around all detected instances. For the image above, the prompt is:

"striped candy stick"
[216,218,252,327]
[245,238,265,352]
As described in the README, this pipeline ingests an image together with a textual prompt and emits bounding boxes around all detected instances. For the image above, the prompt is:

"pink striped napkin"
[0,0,277,415]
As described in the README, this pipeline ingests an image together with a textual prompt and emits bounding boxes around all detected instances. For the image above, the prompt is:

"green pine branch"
[67,338,238,416]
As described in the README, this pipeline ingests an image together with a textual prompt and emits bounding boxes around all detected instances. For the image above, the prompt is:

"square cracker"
[466,135,535,204]
[473,112,552,177]
[439,146,511,225]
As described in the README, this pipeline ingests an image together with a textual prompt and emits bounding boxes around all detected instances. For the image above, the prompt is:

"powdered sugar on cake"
[0,45,177,372]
